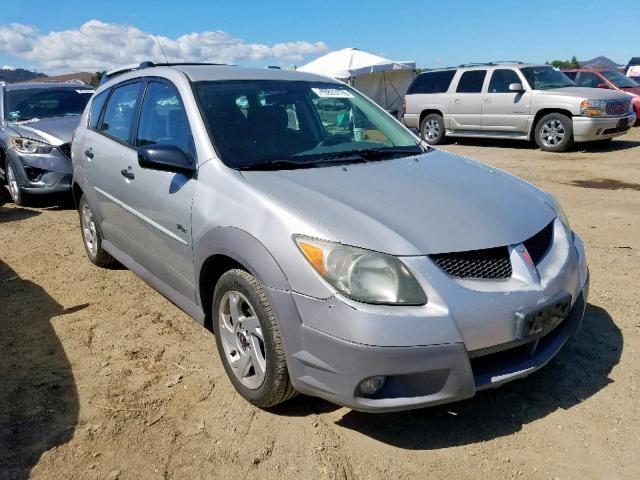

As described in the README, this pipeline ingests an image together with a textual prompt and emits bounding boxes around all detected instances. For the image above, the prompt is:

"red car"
[563,68,640,125]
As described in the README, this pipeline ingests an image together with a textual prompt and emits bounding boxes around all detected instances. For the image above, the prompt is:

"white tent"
[298,48,416,117]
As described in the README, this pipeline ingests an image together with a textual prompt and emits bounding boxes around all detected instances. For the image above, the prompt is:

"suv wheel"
[420,113,446,145]
[78,195,115,267]
[6,161,25,206]
[534,113,574,152]
[213,269,296,408]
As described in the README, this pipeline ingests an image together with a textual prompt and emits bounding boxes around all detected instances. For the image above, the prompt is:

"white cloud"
[2,65,16,71]
[0,20,328,74]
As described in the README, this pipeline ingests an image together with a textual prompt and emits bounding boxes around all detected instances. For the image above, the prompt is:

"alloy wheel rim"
[218,291,266,390]
[424,119,440,141]
[540,119,566,147]
[6,164,19,201]
[81,204,98,257]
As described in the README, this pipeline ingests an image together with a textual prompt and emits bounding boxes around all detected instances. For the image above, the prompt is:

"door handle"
[484,98,492,103]
[454,99,461,104]
[120,168,135,180]
[85,150,94,159]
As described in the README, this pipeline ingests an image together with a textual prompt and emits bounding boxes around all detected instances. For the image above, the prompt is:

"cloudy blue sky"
[0,0,635,74]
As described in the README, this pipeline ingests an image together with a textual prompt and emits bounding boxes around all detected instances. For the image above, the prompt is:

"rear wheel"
[420,113,446,145]
[534,113,574,152]
[78,195,114,267]
[213,269,296,408]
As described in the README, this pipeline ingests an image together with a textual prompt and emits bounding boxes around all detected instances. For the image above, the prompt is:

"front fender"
[193,226,292,307]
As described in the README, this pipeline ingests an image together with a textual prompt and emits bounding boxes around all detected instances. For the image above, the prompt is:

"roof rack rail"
[98,61,233,85]
[458,61,525,68]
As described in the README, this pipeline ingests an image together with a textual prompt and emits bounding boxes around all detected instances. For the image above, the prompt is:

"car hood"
[619,86,640,97]
[7,116,80,146]
[538,86,632,100]
[240,150,556,256]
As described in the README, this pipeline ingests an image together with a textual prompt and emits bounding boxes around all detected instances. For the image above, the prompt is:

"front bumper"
[572,113,636,142]
[5,146,72,194]
[267,223,589,412]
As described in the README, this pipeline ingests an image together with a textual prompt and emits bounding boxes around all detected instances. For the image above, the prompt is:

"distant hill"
[0,67,48,84]
[580,56,622,69]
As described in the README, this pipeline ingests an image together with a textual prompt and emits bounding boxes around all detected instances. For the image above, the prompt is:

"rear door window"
[88,90,109,129]
[487,69,522,93]
[99,82,143,144]
[407,70,456,94]
[563,71,577,81]
[456,70,487,93]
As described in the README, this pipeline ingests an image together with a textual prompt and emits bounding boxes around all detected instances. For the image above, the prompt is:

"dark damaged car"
[0,81,94,205]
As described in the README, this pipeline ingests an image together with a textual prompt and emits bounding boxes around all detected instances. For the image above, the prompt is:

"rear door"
[118,79,197,301]
[82,81,143,250]
[449,69,487,130]
[481,69,531,132]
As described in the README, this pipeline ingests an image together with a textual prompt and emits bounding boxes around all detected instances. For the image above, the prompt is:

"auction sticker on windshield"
[311,88,354,98]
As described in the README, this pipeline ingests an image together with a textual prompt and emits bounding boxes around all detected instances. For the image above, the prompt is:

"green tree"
[549,57,581,69]
[88,72,102,88]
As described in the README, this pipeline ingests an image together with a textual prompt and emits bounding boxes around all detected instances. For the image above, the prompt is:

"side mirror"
[508,83,524,92]
[596,83,610,89]
[138,144,196,176]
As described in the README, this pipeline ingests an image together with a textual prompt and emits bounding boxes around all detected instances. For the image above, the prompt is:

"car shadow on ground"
[0,260,85,479]
[0,186,74,222]
[443,136,640,152]
[333,303,621,450]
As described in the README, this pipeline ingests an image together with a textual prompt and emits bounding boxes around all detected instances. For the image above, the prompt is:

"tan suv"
[403,62,636,152]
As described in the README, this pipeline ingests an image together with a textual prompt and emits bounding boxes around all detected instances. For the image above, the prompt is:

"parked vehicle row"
[65,62,589,412]
[403,62,637,151]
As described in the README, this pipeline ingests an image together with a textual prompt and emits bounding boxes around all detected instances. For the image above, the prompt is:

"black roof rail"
[458,61,525,68]
[98,61,234,85]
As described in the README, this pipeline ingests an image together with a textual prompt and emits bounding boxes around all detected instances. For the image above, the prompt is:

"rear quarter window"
[407,70,456,94]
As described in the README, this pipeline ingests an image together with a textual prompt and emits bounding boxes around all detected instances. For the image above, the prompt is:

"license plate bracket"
[515,293,572,340]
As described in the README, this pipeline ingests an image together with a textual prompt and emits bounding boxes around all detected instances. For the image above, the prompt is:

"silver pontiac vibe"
[71,63,589,412]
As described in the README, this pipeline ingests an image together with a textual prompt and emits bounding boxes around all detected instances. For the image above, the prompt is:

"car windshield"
[601,70,639,88]
[520,66,574,90]
[4,87,94,122]
[193,80,424,170]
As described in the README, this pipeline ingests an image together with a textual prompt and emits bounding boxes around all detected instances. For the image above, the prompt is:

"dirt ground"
[1,128,639,480]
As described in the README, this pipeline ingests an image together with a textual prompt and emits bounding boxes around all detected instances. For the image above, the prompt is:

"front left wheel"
[5,160,25,206]
[213,269,296,408]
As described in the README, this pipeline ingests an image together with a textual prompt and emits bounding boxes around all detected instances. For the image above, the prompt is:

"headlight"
[294,236,427,305]
[547,194,571,231]
[9,136,53,154]
[580,99,607,117]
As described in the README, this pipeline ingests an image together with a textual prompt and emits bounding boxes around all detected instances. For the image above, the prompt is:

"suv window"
[407,70,456,94]
[488,69,521,93]
[99,82,142,143]
[88,90,109,129]
[136,82,193,155]
[563,71,577,81]
[575,72,602,88]
[456,70,487,93]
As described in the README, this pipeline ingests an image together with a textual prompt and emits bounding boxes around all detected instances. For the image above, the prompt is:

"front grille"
[605,100,630,116]
[523,221,554,264]
[430,246,512,279]
[58,143,71,160]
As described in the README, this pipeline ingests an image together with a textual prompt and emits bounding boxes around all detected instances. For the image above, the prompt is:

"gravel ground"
[1,129,639,480]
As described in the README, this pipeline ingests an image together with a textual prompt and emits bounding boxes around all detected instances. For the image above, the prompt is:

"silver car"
[0,81,94,205]
[403,63,636,152]
[71,62,589,412]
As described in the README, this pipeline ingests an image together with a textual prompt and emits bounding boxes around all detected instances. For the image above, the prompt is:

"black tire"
[534,113,574,152]
[78,195,115,267]
[5,159,26,206]
[420,113,446,145]
[213,269,296,408]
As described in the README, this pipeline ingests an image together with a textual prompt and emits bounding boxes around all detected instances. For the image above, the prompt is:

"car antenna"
[154,33,170,64]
